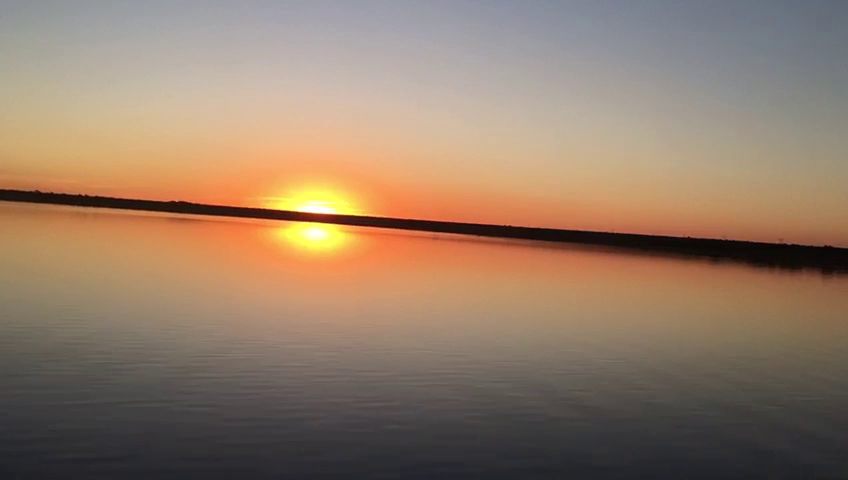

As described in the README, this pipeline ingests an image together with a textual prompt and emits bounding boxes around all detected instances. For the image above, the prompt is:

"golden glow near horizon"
[264,186,361,216]
[296,202,338,214]
[264,184,359,256]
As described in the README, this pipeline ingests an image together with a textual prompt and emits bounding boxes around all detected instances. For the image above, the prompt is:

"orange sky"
[2,2,847,246]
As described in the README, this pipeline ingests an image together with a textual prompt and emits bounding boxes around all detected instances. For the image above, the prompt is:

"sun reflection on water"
[275,222,350,255]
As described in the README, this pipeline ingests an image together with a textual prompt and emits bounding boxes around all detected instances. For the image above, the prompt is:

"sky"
[1,0,847,245]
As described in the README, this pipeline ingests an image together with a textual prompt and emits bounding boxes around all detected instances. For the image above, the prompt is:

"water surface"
[1,203,847,479]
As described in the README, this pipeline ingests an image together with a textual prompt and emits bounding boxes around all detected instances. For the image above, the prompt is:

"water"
[1,202,847,479]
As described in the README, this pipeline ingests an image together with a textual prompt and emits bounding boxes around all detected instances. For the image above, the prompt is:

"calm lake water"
[1,202,847,479]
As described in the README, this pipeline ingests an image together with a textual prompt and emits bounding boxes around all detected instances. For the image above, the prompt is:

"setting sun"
[264,185,361,216]
[263,184,361,256]
[296,202,338,214]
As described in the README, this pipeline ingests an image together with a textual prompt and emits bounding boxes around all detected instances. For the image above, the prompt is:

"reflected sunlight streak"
[275,222,349,255]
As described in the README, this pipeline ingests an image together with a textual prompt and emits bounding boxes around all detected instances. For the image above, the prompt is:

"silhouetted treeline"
[2,188,847,274]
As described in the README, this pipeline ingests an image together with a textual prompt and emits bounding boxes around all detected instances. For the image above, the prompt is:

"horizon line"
[1,188,847,274]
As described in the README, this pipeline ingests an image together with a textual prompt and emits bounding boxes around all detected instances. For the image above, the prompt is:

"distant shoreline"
[2,188,847,274]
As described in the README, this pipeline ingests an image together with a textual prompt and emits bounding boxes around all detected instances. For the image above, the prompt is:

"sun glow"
[263,183,364,255]
[264,185,361,216]
[297,202,338,214]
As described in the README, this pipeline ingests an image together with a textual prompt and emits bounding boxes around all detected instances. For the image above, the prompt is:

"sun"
[296,201,338,214]
[263,183,362,256]
[264,185,360,215]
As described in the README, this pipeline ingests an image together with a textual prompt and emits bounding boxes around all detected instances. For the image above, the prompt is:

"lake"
[1,202,847,479]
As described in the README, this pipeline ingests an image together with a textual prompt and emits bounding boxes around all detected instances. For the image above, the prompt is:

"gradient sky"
[2,0,847,245]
